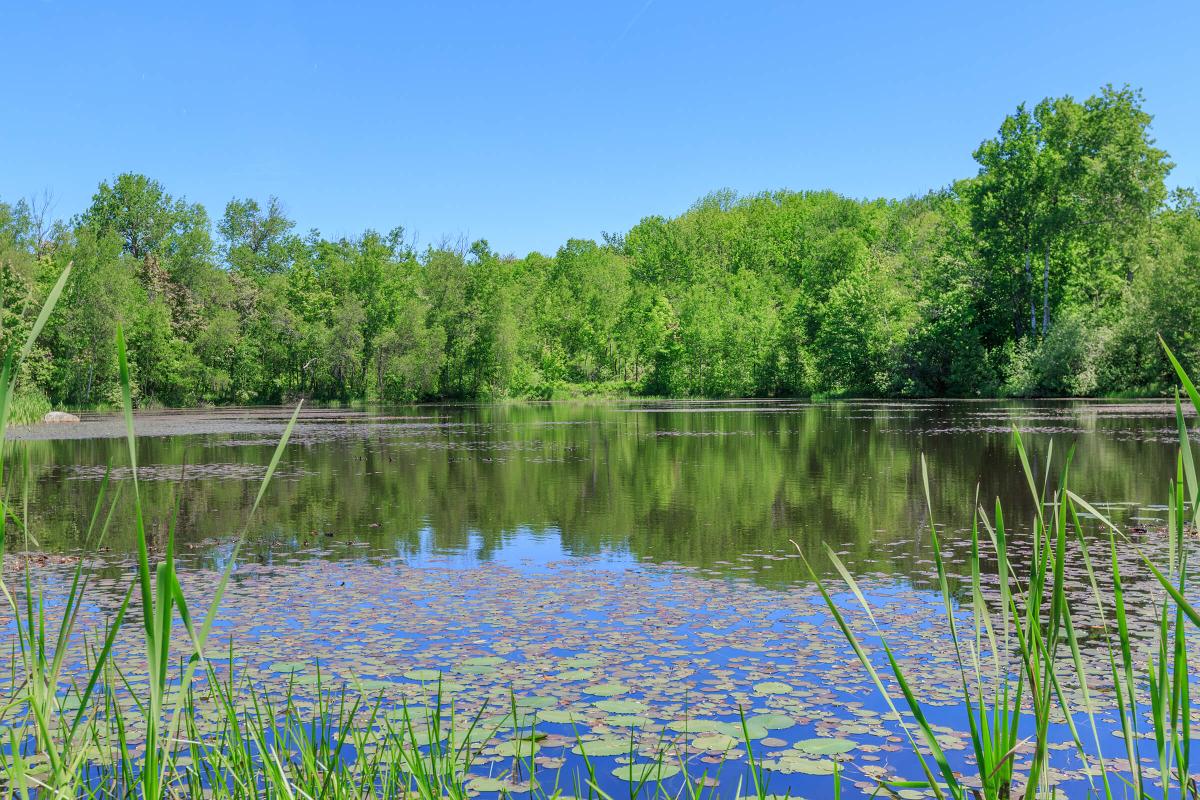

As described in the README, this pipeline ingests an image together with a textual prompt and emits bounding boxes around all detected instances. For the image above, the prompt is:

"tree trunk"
[1024,245,1035,335]
[1042,243,1050,335]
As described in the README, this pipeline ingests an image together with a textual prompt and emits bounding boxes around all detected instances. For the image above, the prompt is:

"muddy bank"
[5,406,439,441]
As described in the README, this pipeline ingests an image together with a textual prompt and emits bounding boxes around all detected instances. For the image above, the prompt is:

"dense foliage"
[1,85,1196,407]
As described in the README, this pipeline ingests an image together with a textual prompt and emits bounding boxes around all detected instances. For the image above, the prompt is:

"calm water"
[3,399,1195,797]
[11,398,1183,578]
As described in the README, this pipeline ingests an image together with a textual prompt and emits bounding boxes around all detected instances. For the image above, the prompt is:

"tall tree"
[969,86,1171,337]
[218,197,300,277]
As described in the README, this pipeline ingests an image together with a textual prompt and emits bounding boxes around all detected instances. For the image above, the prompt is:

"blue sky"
[2,1,1198,255]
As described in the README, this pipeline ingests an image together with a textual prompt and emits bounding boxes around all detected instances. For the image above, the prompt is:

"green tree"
[218,197,300,278]
[969,86,1171,339]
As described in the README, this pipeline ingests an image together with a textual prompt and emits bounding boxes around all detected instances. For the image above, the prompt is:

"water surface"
[3,399,1195,797]
[12,398,1183,578]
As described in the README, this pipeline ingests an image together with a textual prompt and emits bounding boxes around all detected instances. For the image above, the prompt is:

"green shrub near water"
[7,387,51,425]
[999,308,1112,397]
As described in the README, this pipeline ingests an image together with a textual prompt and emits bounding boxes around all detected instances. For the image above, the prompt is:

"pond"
[2,399,1196,797]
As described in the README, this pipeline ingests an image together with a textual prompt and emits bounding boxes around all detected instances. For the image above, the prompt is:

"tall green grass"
[6,389,51,427]
[807,339,1200,799]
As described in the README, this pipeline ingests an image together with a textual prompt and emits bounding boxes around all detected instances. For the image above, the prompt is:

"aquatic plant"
[5,389,51,427]
[807,339,1200,799]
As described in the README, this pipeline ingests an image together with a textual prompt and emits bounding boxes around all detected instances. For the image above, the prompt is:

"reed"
[807,340,1200,799]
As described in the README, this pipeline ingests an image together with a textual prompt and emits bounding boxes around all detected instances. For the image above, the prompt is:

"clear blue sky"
[3,1,1198,256]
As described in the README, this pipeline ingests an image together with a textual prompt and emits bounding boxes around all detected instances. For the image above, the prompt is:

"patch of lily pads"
[5,545,1197,800]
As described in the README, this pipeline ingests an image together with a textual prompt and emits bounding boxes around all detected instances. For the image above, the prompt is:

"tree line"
[0,84,1196,408]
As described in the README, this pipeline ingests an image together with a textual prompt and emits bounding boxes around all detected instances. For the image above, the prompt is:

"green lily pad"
[693,732,740,750]
[572,736,632,756]
[477,712,535,731]
[794,737,857,755]
[494,739,540,757]
[752,681,792,695]
[467,777,513,792]
[559,656,602,669]
[456,664,497,675]
[767,755,836,775]
[406,727,449,747]
[746,713,796,730]
[605,714,652,727]
[611,763,681,781]
[513,695,556,709]
[713,721,769,740]
[666,719,726,733]
[594,699,646,714]
[266,661,309,673]
[463,656,505,667]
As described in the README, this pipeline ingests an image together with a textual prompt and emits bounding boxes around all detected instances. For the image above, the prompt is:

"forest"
[0,84,1196,409]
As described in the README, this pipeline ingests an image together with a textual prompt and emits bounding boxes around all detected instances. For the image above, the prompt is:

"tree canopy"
[1,84,1195,407]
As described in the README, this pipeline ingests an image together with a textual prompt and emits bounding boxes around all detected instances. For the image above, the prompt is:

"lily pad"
[467,777,513,792]
[494,739,540,757]
[666,719,726,733]
[513,695,556,710]
[713,721,769,740]
[456,664,497,675]
[794,737,857,755]
[559,656,602,669]
[766,755,836,775]
[605,714,652,727]
[266,661,309,673]
[572,736,632,756]
[611,763,681,781]
[752,681,792,695]
[746,713,796,730]
[463,656,505,667]
[594,699,646,714]
[693,732,740,750]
